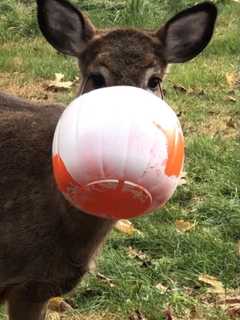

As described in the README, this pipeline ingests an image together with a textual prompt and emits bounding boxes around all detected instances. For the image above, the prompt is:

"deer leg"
[7,287,48,320]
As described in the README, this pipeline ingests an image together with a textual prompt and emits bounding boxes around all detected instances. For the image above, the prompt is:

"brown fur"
[0,92,114,319]
[79,29,166,89]
[0,0,217,318]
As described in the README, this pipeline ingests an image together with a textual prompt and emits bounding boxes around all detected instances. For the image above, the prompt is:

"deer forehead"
[80,29,166,75]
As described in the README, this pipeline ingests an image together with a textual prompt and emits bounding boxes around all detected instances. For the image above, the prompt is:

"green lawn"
[0,1,240,319]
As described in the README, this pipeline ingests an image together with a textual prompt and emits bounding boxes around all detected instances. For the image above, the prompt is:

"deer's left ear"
[37,0,96,56]
[156,2,217,63]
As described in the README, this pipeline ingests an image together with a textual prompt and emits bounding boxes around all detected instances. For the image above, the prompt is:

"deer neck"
[57,190,116,264]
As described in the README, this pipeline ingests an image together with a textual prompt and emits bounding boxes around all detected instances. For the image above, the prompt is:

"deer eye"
[89,73,106,89]
[148,76,161,91]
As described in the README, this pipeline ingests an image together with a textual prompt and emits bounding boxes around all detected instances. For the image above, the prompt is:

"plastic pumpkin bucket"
[52,86,184,219]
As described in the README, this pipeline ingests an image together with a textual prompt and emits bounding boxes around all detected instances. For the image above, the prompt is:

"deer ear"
[37,0,96,56]
[156,2,217,63]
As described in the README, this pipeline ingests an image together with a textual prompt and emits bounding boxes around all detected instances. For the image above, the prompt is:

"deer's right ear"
[37,0,96,56]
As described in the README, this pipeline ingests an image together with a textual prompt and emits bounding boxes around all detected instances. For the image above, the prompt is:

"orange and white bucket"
[52,86,184,219]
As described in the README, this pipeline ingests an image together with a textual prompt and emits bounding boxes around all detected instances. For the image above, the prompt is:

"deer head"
[37,0,217,97]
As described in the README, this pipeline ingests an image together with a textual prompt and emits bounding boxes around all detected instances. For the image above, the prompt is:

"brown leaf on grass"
[173,84,187,93]
[225,72,240,89]
[178,171,187,186]
[175,220,195,233]
[129,310,147,320]
[47,73,73,91]
[218,293,240,319]
[225,96,237,103]
[115,220,141,236]
[128,246,152,267]
[96,272,115,288]
[219,297,240,305]
[227,117,238,129]
[173,84,206,97]
[217,289,240,300]
[128,246,147,260]
[164,308,174,320]
[226,73,236,89]
[227,305,240,319]
[189,305,204,320]
[198,274,225,295]
[46,312,61,320]
[155,283,168,293]
[48,297,73,313]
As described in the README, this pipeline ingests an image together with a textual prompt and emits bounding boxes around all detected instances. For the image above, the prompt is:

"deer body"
[0,1,217,319]
[0,91,114,319]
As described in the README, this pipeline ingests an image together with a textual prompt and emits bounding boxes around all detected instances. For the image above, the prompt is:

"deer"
[0,0,217,319]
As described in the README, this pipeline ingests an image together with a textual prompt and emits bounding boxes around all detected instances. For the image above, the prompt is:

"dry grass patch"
[183,112,240,140]
[47,311,121,320]
[0,72,63,103]
[201,114,239,139]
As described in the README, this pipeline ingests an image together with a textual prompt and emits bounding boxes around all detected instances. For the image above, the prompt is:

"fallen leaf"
[115,220,141,236]
[178,171,187,186]
[96,272,115,287]
[198,290,240,319]
[129,310,147,320]
[227,304,240,319]
[128,246,152,267]
[55,73,64,82]
[225,96,237,103]
[47,73,73,91]
[173,84,206,97]
[198,274,225,295]
[173,84,187,93]
[175,220,195,233]
[226,73,236,89]
[46,312,61,320]
[155,283,168,293]
[227,117,237,129]
[219,297,240,305]
[48,297,73,313]
[189,305,204,320]
[164,308,174,320]
[225,72,240,89]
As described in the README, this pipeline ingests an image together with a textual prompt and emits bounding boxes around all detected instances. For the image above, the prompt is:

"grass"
[0,0,240,319]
